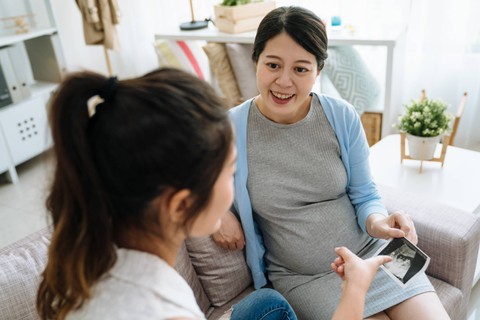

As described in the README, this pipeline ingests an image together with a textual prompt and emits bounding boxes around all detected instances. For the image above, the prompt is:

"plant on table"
[395,98,452,137]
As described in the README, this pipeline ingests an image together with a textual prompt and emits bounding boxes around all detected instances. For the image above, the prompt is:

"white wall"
[50,0,409,79]
[51,0,165,78]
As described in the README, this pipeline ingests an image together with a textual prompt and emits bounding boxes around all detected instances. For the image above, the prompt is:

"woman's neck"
[115,227,184,267]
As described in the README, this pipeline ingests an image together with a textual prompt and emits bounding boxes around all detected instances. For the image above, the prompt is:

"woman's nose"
[275,70,293,87]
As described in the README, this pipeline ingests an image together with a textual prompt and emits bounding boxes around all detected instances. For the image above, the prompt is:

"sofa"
[1,184,479,320]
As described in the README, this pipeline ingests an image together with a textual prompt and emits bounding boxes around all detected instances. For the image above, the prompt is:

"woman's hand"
[212,211,245,250]
[331,247,392,320]
[366,212,418,245]
[331,247,392,292]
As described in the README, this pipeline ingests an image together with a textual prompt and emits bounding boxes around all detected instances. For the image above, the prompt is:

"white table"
[370,134,480,285]
[155,25,407,137]
[370,134,480,215]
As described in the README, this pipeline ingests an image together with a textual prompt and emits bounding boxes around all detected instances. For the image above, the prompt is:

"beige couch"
[1,184,479,320]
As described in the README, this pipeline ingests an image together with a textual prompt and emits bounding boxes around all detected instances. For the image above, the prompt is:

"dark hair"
[252,6,328,70]
[36,68,233,319]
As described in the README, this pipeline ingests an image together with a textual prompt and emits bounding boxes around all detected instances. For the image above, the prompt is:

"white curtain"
[402,0,480,150]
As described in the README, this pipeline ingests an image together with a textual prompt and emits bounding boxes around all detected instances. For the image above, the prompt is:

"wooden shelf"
[0,28,57,47]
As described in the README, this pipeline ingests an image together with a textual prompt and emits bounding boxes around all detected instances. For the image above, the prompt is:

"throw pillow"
[225,43,258,100]
[320,72,342,99]
[154,39,210,82]
[174,242,212,314]
[202,42,242,108]
[185,236,252,307]
[323,46,381,114]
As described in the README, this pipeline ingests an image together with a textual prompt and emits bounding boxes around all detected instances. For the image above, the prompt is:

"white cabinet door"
[0,96,51,165]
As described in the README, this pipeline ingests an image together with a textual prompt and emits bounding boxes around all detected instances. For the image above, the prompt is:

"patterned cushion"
[0,227,51,320]
[154,39,210,82]
[225,43,258,100]
[202,42,242,108]
[185,236,252,307]
[320,73,342,99]
[323,46,381,114]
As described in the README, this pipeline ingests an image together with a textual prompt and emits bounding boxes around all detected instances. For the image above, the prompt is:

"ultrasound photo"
[375,237,430,287]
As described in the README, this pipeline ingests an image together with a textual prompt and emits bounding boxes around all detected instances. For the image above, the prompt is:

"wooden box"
[215,16,265,34]
[214,1,276,33]
[361,111,382,146]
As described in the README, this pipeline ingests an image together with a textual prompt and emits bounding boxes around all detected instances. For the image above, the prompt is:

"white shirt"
[68,248,205,320]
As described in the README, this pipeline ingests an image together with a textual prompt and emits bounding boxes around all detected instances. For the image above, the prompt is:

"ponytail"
[37,72,117,319]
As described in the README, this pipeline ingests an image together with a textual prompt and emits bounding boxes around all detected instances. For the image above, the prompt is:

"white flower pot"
[406,134,442,160]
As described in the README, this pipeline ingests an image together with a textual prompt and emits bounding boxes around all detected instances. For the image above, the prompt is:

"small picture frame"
[375,237,430,288]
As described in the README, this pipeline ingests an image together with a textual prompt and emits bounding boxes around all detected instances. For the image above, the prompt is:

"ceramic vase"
[406,133,442,160]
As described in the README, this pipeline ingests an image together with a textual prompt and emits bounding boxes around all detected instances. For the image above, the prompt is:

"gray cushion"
[186,236,252,307]
[427,277,462,320]
[225,43,258,100]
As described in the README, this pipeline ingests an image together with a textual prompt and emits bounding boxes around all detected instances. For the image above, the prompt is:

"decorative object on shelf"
[214,0,276,34]
[396,91,453,173]
[0,14,35,34]
[330,15,342,30]
[180,0,209,31]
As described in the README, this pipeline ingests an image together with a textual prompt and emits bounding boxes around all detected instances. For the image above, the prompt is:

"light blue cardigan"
[228,93,388,289]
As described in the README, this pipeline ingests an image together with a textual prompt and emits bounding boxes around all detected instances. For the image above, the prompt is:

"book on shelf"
[0,48,23,104]
[0,64,13,109]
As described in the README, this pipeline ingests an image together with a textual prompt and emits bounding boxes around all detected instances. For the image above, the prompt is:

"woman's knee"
[231,289,297,320]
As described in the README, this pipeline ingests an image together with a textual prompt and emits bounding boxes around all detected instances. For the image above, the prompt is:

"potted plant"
[214,0,276,34]
[395,98,452,160]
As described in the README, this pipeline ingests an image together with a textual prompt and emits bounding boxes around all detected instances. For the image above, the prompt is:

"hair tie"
[87,76,118,118]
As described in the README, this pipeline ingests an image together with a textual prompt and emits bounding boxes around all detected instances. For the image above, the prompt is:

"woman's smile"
[271,91,295,104]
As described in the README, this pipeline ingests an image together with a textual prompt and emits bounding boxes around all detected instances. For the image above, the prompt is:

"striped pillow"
[154,40,210,82]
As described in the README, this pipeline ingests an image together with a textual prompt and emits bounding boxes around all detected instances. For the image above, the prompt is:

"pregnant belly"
[259,196,371,274]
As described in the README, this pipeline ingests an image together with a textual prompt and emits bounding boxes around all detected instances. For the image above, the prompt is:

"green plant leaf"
[394,98,452,137]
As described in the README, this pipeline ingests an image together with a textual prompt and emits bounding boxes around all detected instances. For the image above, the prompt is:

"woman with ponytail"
[36,67,389,320]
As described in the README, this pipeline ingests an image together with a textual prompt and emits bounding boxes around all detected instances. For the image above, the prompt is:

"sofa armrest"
[378,184,480,297]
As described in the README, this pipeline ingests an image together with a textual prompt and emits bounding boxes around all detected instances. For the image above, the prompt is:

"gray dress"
[246,98,433,319]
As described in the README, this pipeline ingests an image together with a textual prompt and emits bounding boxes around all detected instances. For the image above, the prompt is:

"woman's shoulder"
[228,99,254,124]
[314,93,358,116]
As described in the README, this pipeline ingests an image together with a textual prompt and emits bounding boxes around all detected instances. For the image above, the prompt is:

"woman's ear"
[165,189,192,225]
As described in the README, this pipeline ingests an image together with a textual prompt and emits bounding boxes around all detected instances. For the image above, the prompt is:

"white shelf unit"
[155,25,407,139]
[0,0,65,183]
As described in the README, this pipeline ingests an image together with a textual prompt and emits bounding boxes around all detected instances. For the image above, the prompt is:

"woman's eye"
[296,67,308,73]
[267,63,280,70]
